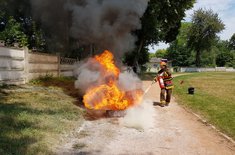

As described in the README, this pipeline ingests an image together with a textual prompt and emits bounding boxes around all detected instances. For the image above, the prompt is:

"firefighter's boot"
[165,102,170,106]
[160,100,166,107]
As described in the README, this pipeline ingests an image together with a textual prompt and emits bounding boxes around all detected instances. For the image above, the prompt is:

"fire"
[83,50,143,110]
[94,50,120,77]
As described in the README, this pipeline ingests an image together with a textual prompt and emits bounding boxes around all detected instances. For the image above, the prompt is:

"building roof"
[150,57,172,63]
[149,57,162,63]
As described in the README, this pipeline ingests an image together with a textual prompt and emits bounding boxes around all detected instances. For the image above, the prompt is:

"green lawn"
[173,72,235,139]
[0,77,84,155]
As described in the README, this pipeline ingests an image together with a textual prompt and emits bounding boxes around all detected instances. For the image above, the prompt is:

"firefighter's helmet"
[160,61,167,66]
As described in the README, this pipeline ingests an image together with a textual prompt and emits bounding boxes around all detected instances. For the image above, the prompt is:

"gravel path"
[57,81,235,155]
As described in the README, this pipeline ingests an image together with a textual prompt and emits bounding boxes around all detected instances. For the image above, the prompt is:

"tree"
[0,0,46,50]
[137,0,195,47]
[216,51,234,67]
[215,40,235,67]
[149,52,155,59]
[155,49,167,58]
[166,22,194,67]
[229,33,235,50]
[123,47,149,67]
[131,0,195,67]
[187,9,225,67]
[0,16,28,47]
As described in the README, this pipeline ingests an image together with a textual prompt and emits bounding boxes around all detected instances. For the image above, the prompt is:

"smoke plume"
[74,59,142,94]
[119,100,156,130]
[30,0,149,55]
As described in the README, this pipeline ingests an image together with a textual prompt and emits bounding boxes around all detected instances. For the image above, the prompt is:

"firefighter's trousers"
[160,88,172,104]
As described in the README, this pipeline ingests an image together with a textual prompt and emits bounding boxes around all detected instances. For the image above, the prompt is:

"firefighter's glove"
[154,77,158,82]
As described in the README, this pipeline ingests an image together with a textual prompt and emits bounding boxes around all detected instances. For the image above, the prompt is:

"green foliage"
[137,0,195,46]
[130,0,195,67]
[123,47,149,66]
[229,33,235,50]
[148,52,156,59]
[166,22,194,67]
[187,9,225,67]
[30,74,54,85]
[215,40,235,67]
[0,16,28,47]
[29,21,46,51]
[167,21,234,67]
[155,49,167,58]
[216,51,234,67]
[200,49,217,67]
[0,0,46,50]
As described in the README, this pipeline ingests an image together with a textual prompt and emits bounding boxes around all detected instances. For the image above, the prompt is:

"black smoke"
[30,0,149,56]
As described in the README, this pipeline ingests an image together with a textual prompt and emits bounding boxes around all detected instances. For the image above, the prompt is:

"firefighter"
[154,61,174,107]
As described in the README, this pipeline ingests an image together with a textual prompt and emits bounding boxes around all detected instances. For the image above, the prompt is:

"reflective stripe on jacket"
[162,70,174,89]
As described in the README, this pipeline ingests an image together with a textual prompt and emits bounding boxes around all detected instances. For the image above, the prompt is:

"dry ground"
[56,80,235,155]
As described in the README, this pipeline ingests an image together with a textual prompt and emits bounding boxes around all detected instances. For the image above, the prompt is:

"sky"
[148,0,235,53]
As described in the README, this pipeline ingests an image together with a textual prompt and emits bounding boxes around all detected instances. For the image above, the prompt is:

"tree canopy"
[0,0,46,50]
[124,0,195,67]
[137,0,195,46]
[229,33,235,50]
[187,8,225,67]
[0,0,195,63]
[167,20,235,68]
[166,22,194,67]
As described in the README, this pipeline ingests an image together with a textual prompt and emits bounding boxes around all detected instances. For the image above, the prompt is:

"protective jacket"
[157,69,174,89]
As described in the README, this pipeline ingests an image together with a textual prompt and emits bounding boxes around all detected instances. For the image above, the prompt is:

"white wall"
[0,47,25,84]
[0,47,77,85]
[180,67,235,72]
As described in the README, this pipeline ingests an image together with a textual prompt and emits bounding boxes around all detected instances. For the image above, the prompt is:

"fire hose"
[143,74,165,96]
[143,80,157,95]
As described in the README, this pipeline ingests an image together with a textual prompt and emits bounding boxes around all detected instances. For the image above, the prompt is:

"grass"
[0,77,84,155]
[173,72,235,139]
[138,72,189,80]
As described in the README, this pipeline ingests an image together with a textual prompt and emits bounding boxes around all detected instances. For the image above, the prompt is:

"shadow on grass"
[31,77,84,107]
[0,93,55,154]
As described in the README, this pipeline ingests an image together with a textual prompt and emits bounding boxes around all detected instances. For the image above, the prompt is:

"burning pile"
[83,50,143,111]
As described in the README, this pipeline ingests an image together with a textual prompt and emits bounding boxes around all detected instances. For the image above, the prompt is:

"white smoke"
[74,58,103,94]
[119,100,156,130]
[74,59,143,94]
[118,71,142,91]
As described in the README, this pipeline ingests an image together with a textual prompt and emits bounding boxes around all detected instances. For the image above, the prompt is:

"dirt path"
[57,81,235,155]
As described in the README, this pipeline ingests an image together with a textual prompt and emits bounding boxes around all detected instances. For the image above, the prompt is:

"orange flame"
[83,50,143,110]
[94,50,120,77]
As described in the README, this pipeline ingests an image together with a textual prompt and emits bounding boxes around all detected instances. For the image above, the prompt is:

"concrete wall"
[60,57,77,77]
[0,47,25,84]
[0,47,77,84]
[60,64,75,77]
[27,52,59,81]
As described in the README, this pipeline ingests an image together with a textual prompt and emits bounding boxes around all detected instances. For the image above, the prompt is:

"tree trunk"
[90,44,95,56]
[135,38,144,73]
[195,49,201,67]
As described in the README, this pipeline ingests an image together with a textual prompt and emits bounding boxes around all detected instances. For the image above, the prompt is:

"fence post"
[57,53,61,77]
[24,47,29,83]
